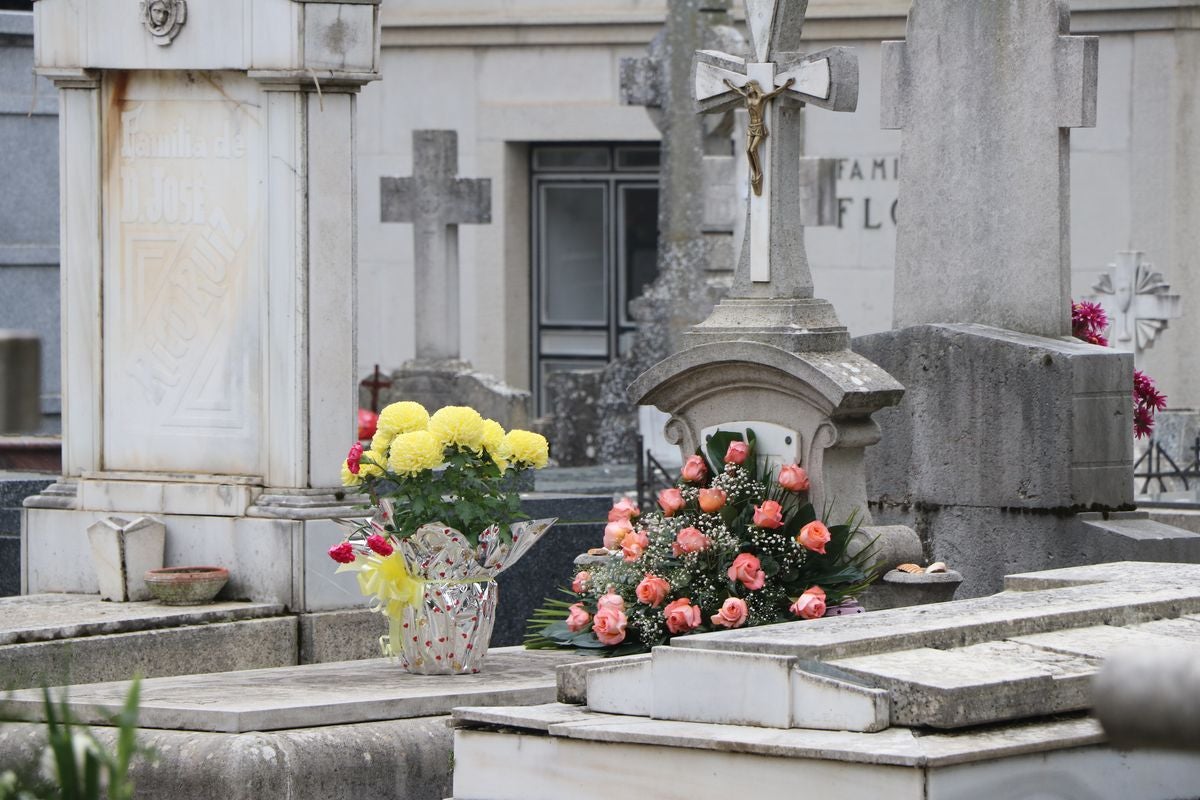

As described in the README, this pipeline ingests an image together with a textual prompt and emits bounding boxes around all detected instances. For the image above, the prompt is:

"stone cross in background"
[1089,250,1183,353]
[693,0,858,296]
[882,0,1097,337]
[381,130,491,362]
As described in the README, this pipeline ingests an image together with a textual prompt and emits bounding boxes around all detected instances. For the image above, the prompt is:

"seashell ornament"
[896,563,924,574]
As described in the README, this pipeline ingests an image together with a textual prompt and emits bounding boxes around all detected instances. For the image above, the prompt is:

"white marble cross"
[692,0,858,291]
[1090,251,1183,353]
[381,130,491,362]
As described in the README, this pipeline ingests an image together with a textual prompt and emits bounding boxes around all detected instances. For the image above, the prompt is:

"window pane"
[542,184,607,324]
[615,146,661,171]
[621,185,659,321]
[533,147,610,172]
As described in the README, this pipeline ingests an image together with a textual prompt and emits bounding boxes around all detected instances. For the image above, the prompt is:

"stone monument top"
[632,0,905,526]
[883,0,1098,338]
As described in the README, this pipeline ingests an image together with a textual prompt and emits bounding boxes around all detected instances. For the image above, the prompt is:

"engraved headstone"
[1088,250,1182,354]
[23,0,381,611]
[882,0,1097,337]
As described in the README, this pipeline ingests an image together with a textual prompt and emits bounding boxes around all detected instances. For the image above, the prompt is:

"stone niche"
[631,339,903,525]
[22,0,381,611]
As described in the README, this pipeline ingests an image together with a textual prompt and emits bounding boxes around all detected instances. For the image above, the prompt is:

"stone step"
[0,594,296,690]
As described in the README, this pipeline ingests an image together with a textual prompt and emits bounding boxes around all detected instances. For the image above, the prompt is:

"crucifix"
[693,0,858,291]
[1090,251,1183,353]
[381,130,491,362]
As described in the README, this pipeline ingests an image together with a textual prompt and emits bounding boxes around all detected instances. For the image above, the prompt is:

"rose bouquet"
[329,401,555,673]
[525,429,880,656]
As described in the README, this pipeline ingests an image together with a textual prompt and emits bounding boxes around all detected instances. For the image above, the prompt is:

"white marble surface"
[5,647,581,733]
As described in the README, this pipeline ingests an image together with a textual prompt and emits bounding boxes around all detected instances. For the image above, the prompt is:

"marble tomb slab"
[0,593,284,645]
[563,563,1200,730]
[2,647,581,733]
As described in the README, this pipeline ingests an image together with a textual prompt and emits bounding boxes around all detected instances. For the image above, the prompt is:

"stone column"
[22,0,380,611]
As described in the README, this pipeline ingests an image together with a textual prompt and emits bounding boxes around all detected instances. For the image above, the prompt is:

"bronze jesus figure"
[723,77,796,196]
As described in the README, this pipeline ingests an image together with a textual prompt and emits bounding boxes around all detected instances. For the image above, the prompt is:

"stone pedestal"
[22,0,381,610]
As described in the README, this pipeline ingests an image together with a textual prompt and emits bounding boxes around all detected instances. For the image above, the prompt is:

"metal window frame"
[530,143,659,415]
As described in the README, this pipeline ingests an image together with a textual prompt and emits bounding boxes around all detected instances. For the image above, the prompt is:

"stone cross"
[381,130,491,362]
[1090,251,1183,353]
[693,0,858,296]
[882,0,1098,338]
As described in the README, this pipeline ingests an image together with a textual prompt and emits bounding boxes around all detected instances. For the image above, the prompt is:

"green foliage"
[0,679,145,800]
[357,446,529,547]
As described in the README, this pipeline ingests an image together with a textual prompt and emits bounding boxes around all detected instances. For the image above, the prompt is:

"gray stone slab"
[672,562,1200,661]
[0,593,285,645]
[829,646,1080,729]
[1,616,298,691]
[857,324,1134,513]
[297,607,385,665]
[3,647,581,733]
[1009,625,1185,660]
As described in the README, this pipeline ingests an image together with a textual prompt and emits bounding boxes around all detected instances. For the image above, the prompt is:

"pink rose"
[607,497,640,523]
[698,488,727,513]
[710,597,749,629]
[777,464,810,492]
[597,592,625,613]
[797,520,831,554]
[366,534,394,557]
[571,570,591,594]
[621,530,650,563]
[328,542,356,564]
[664,597,703,635]
[725,441,750,464]
[753,500,784,529]
[566,602,591,632]
[727,552,766,591]
[671,526,711,556]
[680,454,708,483]
[790,586,827,620]
[603,517,634,550]
[592,606,628,645]
[657,487,685,517]
[635,574,671,607]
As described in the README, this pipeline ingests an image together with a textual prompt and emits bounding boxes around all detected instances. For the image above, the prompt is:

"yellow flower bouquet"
[329,401,554,674]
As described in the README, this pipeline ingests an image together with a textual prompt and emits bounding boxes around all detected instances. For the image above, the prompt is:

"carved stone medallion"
[140,0,187,46]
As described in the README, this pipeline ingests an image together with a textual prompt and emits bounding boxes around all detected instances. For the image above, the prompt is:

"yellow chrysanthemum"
[501,429,550,469]
[377,401,430,438]
[359,450,386,479]
[428,406,486,451]
[481,419,505,453]
[341,460,364,487]
[371,428,395,456]
[386,430,444,476]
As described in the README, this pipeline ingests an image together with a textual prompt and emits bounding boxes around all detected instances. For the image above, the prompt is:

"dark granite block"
[0,535,19,597]
[493,521,602,647]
